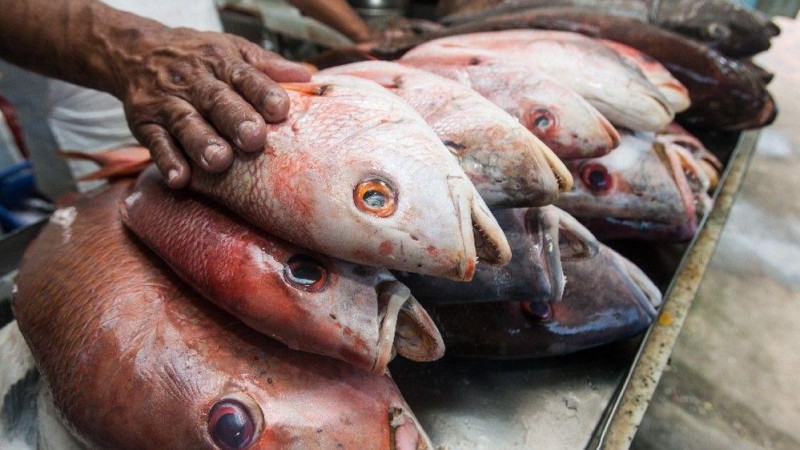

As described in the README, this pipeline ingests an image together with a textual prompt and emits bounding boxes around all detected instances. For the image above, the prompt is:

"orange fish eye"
[284,254,328,291]
[354,178,397,217]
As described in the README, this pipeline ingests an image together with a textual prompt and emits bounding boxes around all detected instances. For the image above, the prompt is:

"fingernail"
[236,121,257,145]
[202,145,225,167]
[167,169,179,184]
[236,120,266,151]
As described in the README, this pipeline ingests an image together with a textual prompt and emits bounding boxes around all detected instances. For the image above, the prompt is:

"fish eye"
[524,107,557,134]
[284,255,328,291]
[522,301,553,321]
[354,178,397,217]
[208,399,255,450]
[580,163,613,192]
[707,22,731,39]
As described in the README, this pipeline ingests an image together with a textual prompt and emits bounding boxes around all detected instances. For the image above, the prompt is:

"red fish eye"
[284,254,328,291]
[580,163,613,192]
[525,108,556,133]
[208,400,255,450]
[354,178,397,217]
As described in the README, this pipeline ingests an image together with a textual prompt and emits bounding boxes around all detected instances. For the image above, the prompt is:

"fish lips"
[374,281,445,374]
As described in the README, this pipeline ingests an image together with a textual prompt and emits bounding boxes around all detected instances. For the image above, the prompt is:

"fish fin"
[58,147,152,181]
[279,83,332,96]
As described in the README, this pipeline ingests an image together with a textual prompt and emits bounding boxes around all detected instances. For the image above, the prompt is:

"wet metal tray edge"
[594,130,761,449]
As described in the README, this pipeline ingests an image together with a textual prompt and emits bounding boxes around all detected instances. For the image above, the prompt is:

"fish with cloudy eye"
[555,132,703,241]
[396,206,599,306]
[428,244,662,358]
[398,45,620,160]
[435,0,780,58]
[12,180,434,450]
[404,31,674,133]
[320,61,573,207]
[121,166,444,374]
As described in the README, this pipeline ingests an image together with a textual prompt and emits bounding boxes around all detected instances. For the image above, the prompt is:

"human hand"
[115,27,312,188]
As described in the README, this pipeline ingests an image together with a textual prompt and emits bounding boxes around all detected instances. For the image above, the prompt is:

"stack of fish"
[7,2,777,447]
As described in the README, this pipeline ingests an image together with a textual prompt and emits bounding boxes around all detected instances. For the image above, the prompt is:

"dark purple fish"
[428,244,661,358]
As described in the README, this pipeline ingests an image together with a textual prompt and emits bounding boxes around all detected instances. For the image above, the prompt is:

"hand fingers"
[131,123,190,189]
[226,61,292,125]
[160,98,234,173]
[190,76,268,152]
[236,37,313,82]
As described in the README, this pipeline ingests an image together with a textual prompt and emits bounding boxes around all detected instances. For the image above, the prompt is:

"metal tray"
[390,130,760,450]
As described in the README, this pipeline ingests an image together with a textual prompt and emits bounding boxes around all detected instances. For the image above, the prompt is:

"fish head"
[431,244,660,358]
[282,75,511,280]
[265,247,445,372]
[327,138,510,281]
[665,0,780,57]
[517,78,621,159]
[556,133,698,240]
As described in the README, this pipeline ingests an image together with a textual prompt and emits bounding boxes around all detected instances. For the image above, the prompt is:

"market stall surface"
[633,14,800,450]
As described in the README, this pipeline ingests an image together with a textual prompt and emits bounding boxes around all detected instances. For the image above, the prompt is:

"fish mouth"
[653,142,698,229]
[526,207,598,304]
[613,252,662,319]
[537,140,573,193]
[389,407,434,450]
[448,177,511,281]
[599,113,622,152]
[658,81,691,113]
[374,281,444,374]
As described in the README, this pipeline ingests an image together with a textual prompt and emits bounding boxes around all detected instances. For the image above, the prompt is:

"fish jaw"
[612,251,662,318]
[374,281,445,374]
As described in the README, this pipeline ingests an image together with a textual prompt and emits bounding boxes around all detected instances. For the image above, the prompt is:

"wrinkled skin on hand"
[0,0,312,188]
[115,26,312,188]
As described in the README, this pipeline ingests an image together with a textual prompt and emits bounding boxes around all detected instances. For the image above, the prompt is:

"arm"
[0,0,312,188]
[285,0,373,42]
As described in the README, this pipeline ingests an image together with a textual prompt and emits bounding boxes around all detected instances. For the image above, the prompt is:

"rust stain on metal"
[657,311,675,326]
[597,130,760,450]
